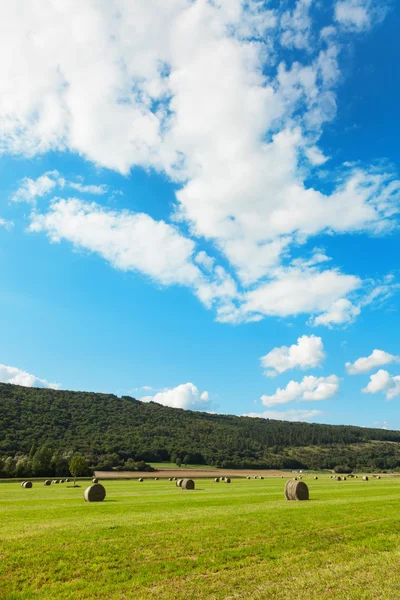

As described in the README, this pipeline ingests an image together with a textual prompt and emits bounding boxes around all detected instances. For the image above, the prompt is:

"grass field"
[1,476,400,599]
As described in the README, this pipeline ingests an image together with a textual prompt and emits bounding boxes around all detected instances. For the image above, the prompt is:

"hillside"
[1,382,400,473]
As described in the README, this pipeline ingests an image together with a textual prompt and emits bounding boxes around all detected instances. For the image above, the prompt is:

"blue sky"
[0,0,399,429]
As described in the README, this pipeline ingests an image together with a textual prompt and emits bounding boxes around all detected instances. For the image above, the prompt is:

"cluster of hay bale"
[284,480,309,501]
[84,483,106,502]
[21,481,32,488]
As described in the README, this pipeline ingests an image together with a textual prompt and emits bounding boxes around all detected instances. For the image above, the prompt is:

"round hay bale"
[247,476,251,479]
[65,478,69,482]
[20,481,26,487]
[92,478,98,483]
[44,480,51,486]
[214,477,219,482]
[362,476,369,481]
[23,481,33,489]
[284,480,309,501]
[225,477,231,483]
[84,483,106,502]
[168,477,172,481]
[53,480,58,484]
[314,476,318,480]
[376,475,381,479]
[138,478,143,482]
[176,479,183,487]
[173,477,176,481]
[182,478,195,490]
[343,477,347,481]
[260,476,264,480]
[293,477,298,481]
[336,476,342,481]
[154,477,158,481]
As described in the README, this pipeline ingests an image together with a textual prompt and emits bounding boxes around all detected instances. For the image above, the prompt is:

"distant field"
[149,462,215,469]
[1,476,400,599]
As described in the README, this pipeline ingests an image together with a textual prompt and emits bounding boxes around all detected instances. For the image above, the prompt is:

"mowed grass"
[1,477,400,599]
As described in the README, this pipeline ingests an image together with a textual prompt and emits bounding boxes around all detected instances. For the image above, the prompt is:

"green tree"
[69,454,89,486]
[175,458,182,467]
[183,455,190,466]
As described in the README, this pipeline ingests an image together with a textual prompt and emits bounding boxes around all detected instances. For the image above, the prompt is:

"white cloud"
[346,349,399,374]
[334,0,388,32]
[280,0,314,50]
[0,363,60,389]
[261,334,325,377]
[362,369,400,400]
[29,198,201,287]
[0,218,13,230]
[67,182,108,195]
[244,408,323,422]
[2,1,398,325]
[141,382,210,410]
[12,172,58,204]
[12,171,109,204]
[311,298,361,328]
[261,374,339,407]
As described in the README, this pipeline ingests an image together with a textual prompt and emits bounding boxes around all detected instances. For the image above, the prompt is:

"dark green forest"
[1,382,400,477]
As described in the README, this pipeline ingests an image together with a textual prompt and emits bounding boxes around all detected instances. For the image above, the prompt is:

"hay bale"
[225,477,231,483]
[336,476,342,481]
[214,477,219,482]
[182,478,195,490]
[92,478,98,483]
[362,476,369,481]
[284,480,309,501]
[314,476,318,480]
[44,480,51,486]
[154,477,158,481]
[343,477,347,481]
[20,481,26,487]
[84,483,106,502]
[168,477,172,481]
[58,480,63,483]
[65,478,69,482]
[176,479,183,487]
[376,475,381,479]
[293,477,298,481]
[138,478,143,482]
[23,481,33,489]
[260,476,264,480]
[53,480,58,484]
[247,476,251,480]
[173,477,176,481]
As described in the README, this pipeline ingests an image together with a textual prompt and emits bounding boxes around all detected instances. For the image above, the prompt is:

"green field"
[1,476,400,599]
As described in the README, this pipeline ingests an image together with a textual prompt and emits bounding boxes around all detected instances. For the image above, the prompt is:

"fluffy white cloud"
[261,374,339,407]
[244,408,323,422]
[2,1,398,324]
[141,382,210,410]
[362,369,400,399]
[12,172,58,204]
[261,334,325,377]
[311,298,361,328]
[0,363,60,389]
[347,349,399,374]
[334,0,388,32]
[29,197,240,322]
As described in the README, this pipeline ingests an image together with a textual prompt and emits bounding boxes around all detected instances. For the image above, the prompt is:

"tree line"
[1,382,400,474]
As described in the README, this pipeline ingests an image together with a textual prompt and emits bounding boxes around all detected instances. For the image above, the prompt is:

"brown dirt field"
[95,468,293,479]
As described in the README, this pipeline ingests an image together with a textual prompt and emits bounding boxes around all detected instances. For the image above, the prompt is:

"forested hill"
[1,382,400,472]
